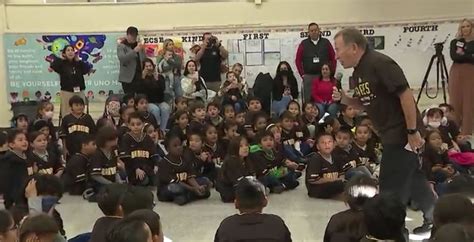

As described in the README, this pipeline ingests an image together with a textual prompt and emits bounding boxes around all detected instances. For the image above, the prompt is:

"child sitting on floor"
[119,112,159,186]
[338,104,358,130]
[220,121,239,152]
[306,133,353,199]
[168,110,189,144]
[301,102,320,139]
[214,177,292,242]
[183,133,216,184]
[248,131,299,194]
[222,104,236,123]
[279,111,313,166]
[134,94,159,129]
[422,130,458,196]
[188,102,207,135]
[64,135,96,197]
[220,71,247,112]
[324,175,378,242]
[206,102,224,127]
[203,124,225,170]
[3,129,35,209]
[333,128,373,179]
[28,131,64,177]
[216,136,253,203]
[157,134,211,205]
[87,127,122,201]
[352,124,380,174]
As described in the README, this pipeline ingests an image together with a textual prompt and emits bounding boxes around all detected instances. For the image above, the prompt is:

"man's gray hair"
[334,28,368,50]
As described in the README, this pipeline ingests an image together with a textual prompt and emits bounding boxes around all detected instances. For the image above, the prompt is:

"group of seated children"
[421,104,474,196]
[2,90,473,210]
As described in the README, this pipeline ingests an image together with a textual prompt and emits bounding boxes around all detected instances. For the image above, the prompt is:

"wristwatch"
[407,129,418,135]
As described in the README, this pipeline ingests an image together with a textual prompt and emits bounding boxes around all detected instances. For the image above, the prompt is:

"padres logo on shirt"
[354,78,376,105]
[176,172,188,182]
[131,150,150,159]
[68,125,90,134]
[38,168,54,175]
[102,167,117,176]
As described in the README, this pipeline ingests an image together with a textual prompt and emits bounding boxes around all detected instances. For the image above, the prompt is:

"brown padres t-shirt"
[352,49,424,145]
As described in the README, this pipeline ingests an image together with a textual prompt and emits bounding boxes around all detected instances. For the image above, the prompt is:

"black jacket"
[137,74,166,104]
[272,73,299,101]
[50,57,90,92]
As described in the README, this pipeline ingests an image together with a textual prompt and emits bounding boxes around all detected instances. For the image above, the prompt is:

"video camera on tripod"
[416,42,449,104]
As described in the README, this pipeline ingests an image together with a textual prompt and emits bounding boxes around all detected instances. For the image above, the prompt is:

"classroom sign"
[2,20,459,103]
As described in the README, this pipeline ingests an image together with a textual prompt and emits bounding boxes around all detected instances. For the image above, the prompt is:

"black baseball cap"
[126,26,139,36]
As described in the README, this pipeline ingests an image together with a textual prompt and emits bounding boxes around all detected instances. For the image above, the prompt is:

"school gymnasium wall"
[0,0,473,126]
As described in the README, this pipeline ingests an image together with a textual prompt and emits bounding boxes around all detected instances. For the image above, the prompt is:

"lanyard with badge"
[71,66,81,93]
[313,56,320,64]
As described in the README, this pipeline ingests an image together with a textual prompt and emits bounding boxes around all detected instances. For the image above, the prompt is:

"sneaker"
[271,185,285,194]
[173,195,188,206]
[265,187,270,195]
[87,194,98,203]
[294,171,303,179]
[413,223,433,234]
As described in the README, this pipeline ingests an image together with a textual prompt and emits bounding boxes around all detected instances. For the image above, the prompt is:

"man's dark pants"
[380,144,435,224]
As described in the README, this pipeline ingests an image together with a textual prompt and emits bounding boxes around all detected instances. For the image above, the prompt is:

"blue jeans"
[173,75,183,98]
[272,96,292,117]
[315,102,339,119]
[148,102,171,131]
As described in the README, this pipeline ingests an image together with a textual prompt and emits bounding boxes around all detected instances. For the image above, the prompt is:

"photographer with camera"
[195,32,229,92]
[117,26,146,95]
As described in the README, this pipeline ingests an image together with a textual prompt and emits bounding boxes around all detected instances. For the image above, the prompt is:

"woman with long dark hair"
[137,58,171,132]
[311,63,338,119]
[272,61,299,116]
[181,60,215,103]
[50,45,91,118]
[449,19,474,136]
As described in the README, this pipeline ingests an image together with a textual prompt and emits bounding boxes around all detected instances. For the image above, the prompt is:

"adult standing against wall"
[332,28,435,234]
[117,26,145,95]
[295,23,336,102]
[156,39,183,98]
[195,32,228,92]
[449,19,474,136]
[50,45,90,117]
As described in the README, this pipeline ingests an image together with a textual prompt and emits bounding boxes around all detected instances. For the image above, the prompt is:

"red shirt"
[311,77,336,103]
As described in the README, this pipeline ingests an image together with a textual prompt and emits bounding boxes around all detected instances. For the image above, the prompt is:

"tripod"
[416,43,449,105]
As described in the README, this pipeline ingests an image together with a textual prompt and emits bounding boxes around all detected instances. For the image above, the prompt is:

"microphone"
[335,72,343,90]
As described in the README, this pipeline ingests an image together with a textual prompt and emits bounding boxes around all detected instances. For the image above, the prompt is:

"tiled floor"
[57,182,429,242]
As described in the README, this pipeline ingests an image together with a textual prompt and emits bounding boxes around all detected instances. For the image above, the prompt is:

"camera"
[207,36,218,48]
[434,42,444,55]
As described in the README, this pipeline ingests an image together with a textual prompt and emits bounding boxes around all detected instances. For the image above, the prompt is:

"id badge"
[456,41,465,48]
[313,57,320,63]
[73,86,81,93]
